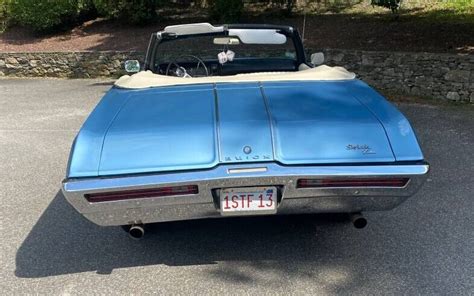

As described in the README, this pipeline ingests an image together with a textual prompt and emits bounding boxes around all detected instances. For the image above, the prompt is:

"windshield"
[151,28,301,77]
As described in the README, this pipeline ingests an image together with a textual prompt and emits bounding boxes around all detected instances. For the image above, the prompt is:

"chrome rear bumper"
[62,162,429,226]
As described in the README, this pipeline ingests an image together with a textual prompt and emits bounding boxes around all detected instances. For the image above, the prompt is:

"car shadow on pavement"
[12,104,473,293]
[15,190,365,279]
[14,186,469,293]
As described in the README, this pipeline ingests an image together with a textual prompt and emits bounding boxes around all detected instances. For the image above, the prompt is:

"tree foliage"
[371,0,401,13]
[6,0,160,33]
[0,0,10,32]
[5,0,471,35]
[9,0,83,33]
[93,0,160,25]
[208,0,243,22]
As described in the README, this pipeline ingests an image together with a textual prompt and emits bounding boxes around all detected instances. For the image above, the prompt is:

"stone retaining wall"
[0,50,472,102]
[0,51,144,79]
[321,49,473,103]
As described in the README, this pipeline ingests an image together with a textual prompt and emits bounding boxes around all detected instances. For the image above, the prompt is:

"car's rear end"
[62,79,429,231]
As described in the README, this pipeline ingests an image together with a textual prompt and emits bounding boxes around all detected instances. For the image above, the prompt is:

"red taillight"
[85,185,198,203]
[297,178,409,188]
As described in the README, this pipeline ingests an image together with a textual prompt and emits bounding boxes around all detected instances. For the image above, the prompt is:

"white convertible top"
[114,65,356,89]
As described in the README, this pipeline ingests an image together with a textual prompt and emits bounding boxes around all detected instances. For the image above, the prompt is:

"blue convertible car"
[62,23,429,238]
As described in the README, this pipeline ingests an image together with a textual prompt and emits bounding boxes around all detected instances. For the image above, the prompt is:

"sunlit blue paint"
[347,80,424,161]
[67,88,132,177]
[215,83,273,163]
[66,79,425,178]
[99,84,219,176]
[262,81,395,164]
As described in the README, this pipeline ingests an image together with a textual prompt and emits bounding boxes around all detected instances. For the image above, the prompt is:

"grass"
[296,0,474,24]
[239,0,474,25]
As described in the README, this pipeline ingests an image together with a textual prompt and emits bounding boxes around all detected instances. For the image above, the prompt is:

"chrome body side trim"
[62,162,429,226]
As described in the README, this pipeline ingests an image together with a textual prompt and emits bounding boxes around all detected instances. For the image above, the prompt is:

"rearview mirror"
[124,60,140,73]
[310,52,325,66]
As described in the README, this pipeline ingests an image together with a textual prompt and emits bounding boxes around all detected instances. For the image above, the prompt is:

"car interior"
[151,28,303,77]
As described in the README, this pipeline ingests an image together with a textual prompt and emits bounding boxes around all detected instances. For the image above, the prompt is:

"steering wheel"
[165,55,209,77]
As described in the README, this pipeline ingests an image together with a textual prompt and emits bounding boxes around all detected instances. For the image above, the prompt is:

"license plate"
[220,187,277,216]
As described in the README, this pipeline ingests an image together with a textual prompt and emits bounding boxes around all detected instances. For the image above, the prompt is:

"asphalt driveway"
[0,79,473,295]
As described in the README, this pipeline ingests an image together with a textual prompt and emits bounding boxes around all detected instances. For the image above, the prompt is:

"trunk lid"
[98,81,395,175]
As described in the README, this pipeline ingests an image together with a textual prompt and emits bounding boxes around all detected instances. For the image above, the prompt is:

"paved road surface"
[1,79,473,295]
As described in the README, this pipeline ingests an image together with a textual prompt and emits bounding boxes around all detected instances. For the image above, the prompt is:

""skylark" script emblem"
[346,144,376,155]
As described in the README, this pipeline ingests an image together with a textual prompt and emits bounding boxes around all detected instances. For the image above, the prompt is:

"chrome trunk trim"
[62,162,429,226]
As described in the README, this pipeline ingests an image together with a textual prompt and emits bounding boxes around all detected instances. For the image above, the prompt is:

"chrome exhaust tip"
[128,224,145,239]
[350,213,367,229]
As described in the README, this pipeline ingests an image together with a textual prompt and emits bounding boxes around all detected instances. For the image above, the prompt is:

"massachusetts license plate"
[220,187,277,216]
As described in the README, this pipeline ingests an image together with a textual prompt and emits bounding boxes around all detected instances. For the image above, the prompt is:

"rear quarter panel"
[67,88,133,178]
[348,80,424,161]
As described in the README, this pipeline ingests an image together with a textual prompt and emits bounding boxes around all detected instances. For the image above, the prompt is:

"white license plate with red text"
[220,187,277,216]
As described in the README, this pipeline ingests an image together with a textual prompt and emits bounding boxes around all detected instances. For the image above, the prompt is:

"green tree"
[209,0,243,22]
[93,0,159,25]
[10,0,80,33]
